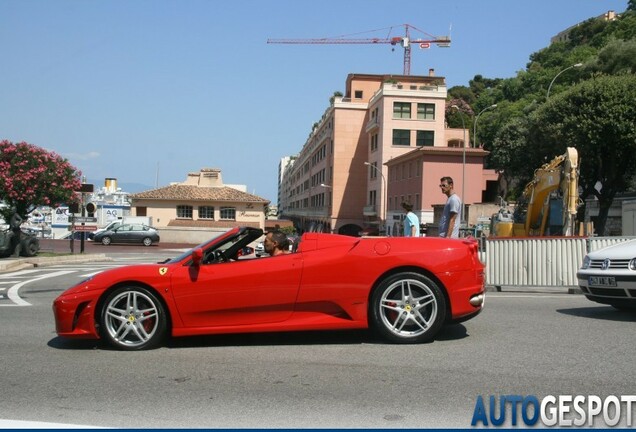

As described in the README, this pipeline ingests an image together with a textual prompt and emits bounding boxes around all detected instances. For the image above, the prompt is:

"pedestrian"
[263,230,291,256]
[438,176,461,238]
[401,202,420,237]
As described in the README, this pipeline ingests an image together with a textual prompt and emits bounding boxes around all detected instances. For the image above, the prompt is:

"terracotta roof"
[167,219,261,229]
[130,185,269,204]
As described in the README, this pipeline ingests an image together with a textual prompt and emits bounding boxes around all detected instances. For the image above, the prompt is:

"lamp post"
[473,104,497,148]
[451,105,466,225]
[364,162,387,233]
[547,63,583,99]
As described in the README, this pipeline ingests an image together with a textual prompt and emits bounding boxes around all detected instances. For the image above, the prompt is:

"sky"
[0,0,628,202]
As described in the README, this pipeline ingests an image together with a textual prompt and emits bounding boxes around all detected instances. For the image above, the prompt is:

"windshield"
[162,227,262,264]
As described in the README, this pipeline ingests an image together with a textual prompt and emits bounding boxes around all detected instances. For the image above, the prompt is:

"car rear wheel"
[99,286,167,350]
[142,237,153,246]
[370,272,446,343]
[101,236,112,246]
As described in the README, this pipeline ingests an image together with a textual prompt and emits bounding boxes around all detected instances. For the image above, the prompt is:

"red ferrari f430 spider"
[53,227,486,350]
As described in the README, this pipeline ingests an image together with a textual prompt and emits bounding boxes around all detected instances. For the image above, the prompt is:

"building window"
[369,190,377,206]
[393,102,411,119]
[220,207,236,220]
[199,206,214,219]
[393,129,410,146]
[417,103,435,120]
[370,133,378,152]
[416,130,435,147]
[354,90,363,99]
[177,205,193,219]
[369,162,378,179]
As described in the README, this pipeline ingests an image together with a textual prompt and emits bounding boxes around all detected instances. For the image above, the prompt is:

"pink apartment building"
[278,72,497,235]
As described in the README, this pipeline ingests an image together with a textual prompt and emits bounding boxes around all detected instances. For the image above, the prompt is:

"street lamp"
[364,161,387,233]
[451,105,466,225]
[547,63,583,99]
[472,104,497,148]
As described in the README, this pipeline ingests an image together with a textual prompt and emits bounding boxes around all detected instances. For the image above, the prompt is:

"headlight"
[630,258,636,271]
[581,256,591,269]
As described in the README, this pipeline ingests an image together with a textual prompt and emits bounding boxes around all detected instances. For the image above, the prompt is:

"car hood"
[587,239,636,260]
[59,263,177,296]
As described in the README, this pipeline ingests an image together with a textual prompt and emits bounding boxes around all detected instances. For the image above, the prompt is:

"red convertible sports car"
[53,227,486,350]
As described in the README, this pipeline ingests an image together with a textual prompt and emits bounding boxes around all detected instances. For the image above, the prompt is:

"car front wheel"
[101,236,112,246]
[142,237,153,246]
[99,286,167,350]
[370,272,446,343]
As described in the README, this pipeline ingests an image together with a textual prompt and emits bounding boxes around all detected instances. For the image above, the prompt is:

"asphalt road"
[0,254,635,428]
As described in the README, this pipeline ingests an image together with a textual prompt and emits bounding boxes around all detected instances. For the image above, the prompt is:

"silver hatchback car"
[577,239,636,310]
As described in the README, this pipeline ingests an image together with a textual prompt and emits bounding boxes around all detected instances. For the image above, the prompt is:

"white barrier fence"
[482,236,636,289]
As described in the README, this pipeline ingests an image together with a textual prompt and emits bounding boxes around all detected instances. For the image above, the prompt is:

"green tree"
[528,75,636,234]
[0,140,82,222]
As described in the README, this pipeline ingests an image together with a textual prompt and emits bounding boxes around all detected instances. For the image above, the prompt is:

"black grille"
[589,287,628,298]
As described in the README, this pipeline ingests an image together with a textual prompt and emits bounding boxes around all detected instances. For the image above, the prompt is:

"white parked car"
[255,241,266,257]
[577,239,636,310]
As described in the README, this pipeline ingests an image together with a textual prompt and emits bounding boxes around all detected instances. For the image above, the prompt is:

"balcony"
[363,205,378,216]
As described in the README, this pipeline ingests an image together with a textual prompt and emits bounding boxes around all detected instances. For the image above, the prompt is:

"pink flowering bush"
[0,140,82,222]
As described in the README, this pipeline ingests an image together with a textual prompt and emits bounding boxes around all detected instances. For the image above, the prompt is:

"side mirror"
[191,248,204,266]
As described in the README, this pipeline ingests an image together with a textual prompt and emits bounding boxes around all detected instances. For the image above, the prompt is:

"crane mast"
[267,24,450,76]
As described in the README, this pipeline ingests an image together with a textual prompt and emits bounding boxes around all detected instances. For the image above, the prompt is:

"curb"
[485,285,583,295]
[0,254,112,273]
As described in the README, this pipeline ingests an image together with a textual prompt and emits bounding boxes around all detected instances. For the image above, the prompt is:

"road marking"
[80,270,107,277]
[1,270,77,307]
[0,269,43,278]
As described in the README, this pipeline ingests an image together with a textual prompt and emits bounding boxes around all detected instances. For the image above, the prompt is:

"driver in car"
[263,230,291,257]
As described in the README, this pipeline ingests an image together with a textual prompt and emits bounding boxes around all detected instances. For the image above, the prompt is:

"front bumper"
[53,291,100,339]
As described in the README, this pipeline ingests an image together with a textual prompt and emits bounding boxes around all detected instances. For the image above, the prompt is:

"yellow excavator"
[491,147,580,237]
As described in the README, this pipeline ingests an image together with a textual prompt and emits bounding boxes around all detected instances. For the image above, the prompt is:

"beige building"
[278,72,497,235]
[130,168,269,243]
[551,10,617,44]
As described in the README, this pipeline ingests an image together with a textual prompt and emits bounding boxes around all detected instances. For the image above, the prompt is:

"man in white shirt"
[438,176,461,238]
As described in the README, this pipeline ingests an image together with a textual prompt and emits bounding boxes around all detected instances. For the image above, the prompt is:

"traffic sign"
[73,225,98,232]
[71,216,97,223]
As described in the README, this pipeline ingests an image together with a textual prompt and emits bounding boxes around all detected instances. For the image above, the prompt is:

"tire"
[99,286,167,350]
[20,237,39,257]
[611,303,636,311]
[142,237,153,247]
[370,272,446,343]
[101,236,112,246]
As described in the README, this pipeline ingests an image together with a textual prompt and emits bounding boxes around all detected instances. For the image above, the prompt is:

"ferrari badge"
[159,267,168,276]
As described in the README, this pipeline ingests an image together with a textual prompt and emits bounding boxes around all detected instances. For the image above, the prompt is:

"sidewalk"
[0,253,112,273]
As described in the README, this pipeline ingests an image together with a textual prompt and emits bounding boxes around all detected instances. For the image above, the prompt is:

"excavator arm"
[493,147,579,237]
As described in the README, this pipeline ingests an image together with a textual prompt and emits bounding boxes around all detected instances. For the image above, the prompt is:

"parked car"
[92,224,159,246]
[255,241,265,257]
[53,226,485,350]
[577,239,636,310]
